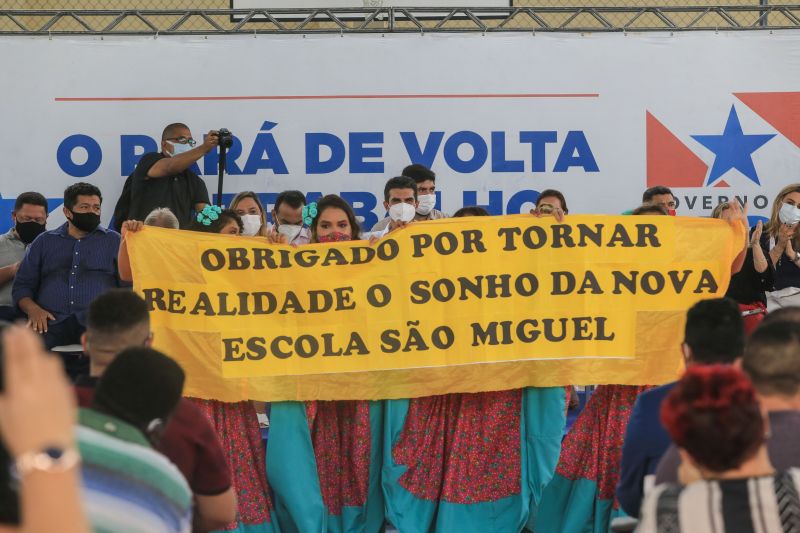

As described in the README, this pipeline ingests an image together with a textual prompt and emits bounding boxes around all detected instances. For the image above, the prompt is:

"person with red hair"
[639,365,800,531]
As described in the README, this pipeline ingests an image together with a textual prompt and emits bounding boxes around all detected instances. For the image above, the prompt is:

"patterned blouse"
[639,468,800,533]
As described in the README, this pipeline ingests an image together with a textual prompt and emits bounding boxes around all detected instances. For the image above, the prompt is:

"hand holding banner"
[128,215,743,401]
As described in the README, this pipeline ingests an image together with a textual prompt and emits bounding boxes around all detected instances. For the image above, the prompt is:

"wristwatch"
[794,252,800,263]
[15,446,80,476]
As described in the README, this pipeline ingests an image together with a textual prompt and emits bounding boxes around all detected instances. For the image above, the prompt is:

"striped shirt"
[12,222,125,325]
[78,408,192,533]
[639,468,800,533]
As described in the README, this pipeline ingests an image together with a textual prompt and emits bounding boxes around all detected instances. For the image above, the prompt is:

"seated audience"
[0,192,48,321]
[616,298,744,517]
[656,319,800,484]
[13,183,126,353]
[82,347,193,532]
[761,305,800,326]
[639,365,800,532]
[75,289,236,531]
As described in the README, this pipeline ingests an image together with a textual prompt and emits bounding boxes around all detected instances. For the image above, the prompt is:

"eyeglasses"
[166,136,196,147]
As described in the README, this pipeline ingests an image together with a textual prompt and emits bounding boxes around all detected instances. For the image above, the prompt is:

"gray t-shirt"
[655,410,800,484]
[0,229,25,307]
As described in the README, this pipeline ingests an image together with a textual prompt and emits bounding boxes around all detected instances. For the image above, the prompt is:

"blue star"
[692,105,775,186]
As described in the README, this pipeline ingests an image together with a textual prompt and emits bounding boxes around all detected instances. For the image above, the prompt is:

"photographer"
[116,123,217,229]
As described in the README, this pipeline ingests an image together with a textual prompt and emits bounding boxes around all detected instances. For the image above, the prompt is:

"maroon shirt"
[75,378,231,495]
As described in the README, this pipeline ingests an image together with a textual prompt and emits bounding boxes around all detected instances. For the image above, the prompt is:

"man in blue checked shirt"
[13,182,128,356]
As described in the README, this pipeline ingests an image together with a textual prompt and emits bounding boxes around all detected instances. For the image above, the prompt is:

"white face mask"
[779,202,800,225]
[277,223,303,243]
[416,194,436,216]
[389,202,416,223]
[240,214,262,236]
[167,141,193,157]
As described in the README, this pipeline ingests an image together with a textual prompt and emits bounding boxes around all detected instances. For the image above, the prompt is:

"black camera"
[217,128,234,149]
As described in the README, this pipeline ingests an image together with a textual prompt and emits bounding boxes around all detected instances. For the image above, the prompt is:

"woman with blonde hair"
[761,184,800,309]
[230,191,269,237]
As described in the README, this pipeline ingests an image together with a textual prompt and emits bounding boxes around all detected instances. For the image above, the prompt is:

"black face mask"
[68,210,101,233]
[15,221,46,245]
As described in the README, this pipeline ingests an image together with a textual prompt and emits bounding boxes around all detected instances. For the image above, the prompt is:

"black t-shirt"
[726,247,774,304]
[759,231,800,290]
[129,152,210,228]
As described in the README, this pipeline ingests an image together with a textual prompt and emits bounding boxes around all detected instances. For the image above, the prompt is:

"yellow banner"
[128,215,743,401]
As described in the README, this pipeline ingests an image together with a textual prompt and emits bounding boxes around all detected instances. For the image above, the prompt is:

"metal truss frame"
[0,5,798,35]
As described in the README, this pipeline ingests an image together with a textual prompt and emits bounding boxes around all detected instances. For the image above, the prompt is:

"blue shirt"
[12,222,125,325]
[615,382,676,518]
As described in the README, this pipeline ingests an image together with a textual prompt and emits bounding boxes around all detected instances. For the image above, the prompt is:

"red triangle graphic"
[647,112,709,188]
[714,180,730,188]
[735,92,800,148]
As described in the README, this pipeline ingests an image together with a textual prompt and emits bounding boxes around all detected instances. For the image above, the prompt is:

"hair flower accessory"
[302,202,318,226]
[196,204,222,226]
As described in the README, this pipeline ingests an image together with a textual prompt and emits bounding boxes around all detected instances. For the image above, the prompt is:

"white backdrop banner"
[0,31,798,232]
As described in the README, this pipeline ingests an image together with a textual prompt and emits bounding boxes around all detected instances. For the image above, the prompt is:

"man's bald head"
[161,122,191,142]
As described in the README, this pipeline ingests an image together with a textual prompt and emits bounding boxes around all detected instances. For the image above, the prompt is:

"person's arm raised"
[147,131,219,179]
[751,221,769,274]
[720,201,748,275]
[0,326,89,533]
[117,220,144,283]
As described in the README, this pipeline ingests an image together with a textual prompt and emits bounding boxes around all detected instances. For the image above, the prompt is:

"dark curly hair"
[661,365,764,473]
[64,182,102,210]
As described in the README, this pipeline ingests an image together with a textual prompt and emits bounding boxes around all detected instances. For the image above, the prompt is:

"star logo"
[691,105,775,186]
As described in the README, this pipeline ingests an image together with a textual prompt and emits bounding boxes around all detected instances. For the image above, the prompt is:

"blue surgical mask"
[167,141,193,157]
